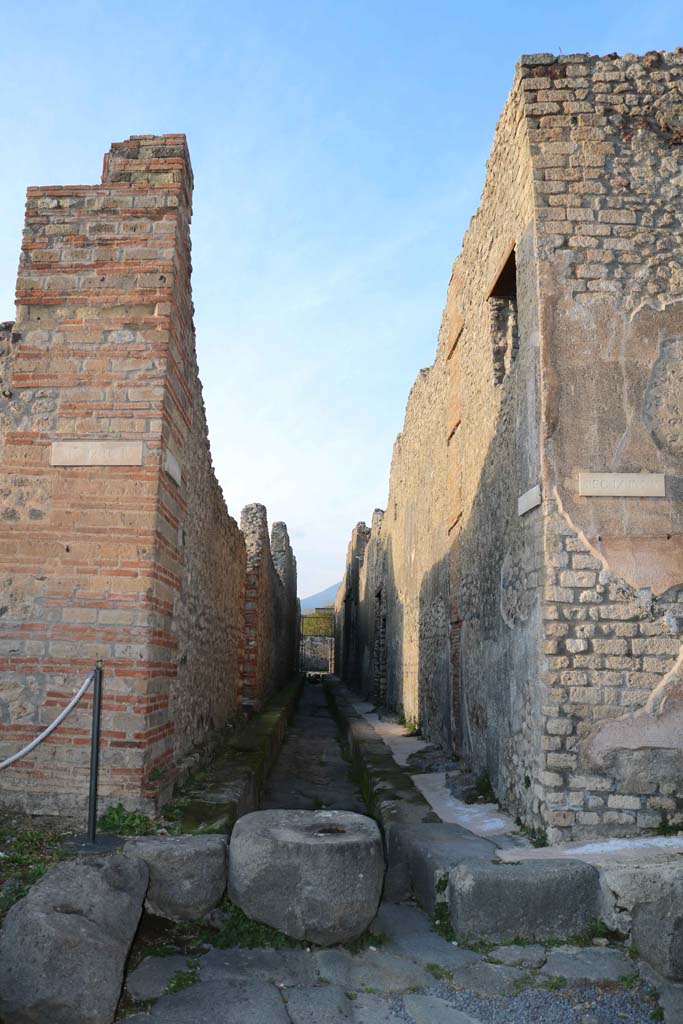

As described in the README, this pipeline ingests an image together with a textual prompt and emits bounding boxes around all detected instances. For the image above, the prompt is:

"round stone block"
[228,809,385,945]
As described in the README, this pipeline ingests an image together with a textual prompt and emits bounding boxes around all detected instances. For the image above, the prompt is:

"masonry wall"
[0,137,298,818]
[335,330,452,749]
[526,50,683,840]
[238,505,298,714]
[337,50,683,842]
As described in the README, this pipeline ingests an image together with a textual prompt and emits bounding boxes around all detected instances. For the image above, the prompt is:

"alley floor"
[261,679,366,814]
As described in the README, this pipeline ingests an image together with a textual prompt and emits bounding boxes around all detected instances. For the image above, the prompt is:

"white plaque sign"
[51,440,144,467]
[163,449,182,487]
[578,472,665,497]
[518,484,542,516]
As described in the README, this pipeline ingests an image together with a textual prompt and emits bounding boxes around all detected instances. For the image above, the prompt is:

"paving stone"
[315,947,433,993]
[448,960,526,996]
[129,979,290,1022]
[352,992,401,1023]
[126,955,191,1001]
[284,985,398,1023]
[487,944,547,969]
[403,994,485,1024]
[284,985,354,1023]
[372,902,480,969]
[540,945,634,983]
[198,946,318,986]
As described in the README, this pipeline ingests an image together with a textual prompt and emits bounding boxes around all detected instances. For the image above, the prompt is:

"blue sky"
[2,1,682,596]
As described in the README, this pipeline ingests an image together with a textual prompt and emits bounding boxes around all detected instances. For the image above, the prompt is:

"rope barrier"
[0,670,96,770]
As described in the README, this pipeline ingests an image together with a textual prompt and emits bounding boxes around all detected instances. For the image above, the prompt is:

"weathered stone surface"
[632,882,683,980]
[198,946,318,987]
[228,810,384,945]
[447,960,525,997]
[371,901,480,969]
[403,995,485,1024]
[540,946,633,983]
[123,980,290,1022]
[124,835,228,921]
[388,823,497,912]
[0,854,148,1024]
[126,956,190,1001]
[448,858,600,942]
[315,948,432,993]
[487,944,546,969]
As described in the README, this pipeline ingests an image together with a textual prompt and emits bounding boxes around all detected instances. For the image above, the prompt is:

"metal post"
[86,660,103,845]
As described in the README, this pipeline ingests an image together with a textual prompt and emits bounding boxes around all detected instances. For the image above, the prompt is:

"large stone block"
[632,880,683,981]
[448,858,600,942]
[228,809,384,945]
[124,834,228,921]
[0,854,148,1024]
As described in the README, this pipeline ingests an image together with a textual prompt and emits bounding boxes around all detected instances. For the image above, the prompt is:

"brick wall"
[0,137,298,819]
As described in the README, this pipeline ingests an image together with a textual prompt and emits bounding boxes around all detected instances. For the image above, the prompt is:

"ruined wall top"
[101,133,194,208]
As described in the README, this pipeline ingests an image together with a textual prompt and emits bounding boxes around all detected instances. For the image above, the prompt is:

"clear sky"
[2,1,682,596]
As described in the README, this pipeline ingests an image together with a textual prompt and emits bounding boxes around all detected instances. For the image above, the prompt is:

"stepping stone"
[198,946,318,987]
[126,955,191,1001]
[316,948,433,993]
[229,810,385,945]
[404,994,485,1023]
[448,960,526,997]
[124,980,290,1022]
[372,903,480,970]
[540,945,634,983]
[487,944,546,969]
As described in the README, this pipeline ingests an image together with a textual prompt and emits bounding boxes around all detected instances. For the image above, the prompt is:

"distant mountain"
[300,583,341,612]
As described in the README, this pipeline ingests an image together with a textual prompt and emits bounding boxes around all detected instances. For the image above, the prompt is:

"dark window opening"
[488,246,519,384]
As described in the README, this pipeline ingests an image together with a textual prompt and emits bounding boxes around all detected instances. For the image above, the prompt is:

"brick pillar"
[0,136,194,817]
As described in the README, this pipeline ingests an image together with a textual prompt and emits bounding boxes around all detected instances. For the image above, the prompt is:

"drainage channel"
[260,678,366,814]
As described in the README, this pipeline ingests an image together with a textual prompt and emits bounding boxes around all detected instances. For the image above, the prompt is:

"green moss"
[210,899,303,950]
[0,824,69,919]
[651,1007,664,1021]
[426,963,452,981]
[165,959,199,994]
[464,772,496,805]
[98,803,156,836]
[619,972,641,989]
[540,975,566,991]
[432,904,456,943]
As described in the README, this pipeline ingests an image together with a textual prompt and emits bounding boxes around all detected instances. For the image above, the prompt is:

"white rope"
[0,671,95,770]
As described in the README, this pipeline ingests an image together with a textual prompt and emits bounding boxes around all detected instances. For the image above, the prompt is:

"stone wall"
[527,50,683,840]
[336,51,683,842]
[238,505,298,714]
[0,136,298,818]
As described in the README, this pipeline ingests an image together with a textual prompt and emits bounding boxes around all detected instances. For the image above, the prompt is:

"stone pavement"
[261,680,366,813]
[121,900,661,1023]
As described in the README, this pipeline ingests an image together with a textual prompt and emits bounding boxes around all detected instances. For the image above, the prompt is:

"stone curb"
[172,676,304,834]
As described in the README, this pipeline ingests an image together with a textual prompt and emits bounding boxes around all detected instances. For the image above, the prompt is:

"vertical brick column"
[0,136,194,816]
